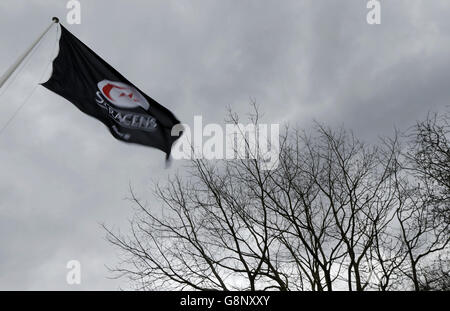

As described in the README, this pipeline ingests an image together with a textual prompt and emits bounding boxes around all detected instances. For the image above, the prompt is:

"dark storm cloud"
[0,0,449,289]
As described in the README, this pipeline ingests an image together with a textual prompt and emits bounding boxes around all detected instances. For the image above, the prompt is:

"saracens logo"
[95,80,157,134]
[97,80,150,110]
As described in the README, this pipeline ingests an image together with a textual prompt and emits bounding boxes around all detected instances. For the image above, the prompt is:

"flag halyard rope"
[0,23,60,137]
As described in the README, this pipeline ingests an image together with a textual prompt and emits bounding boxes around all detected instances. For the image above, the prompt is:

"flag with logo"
[42,25,181,160]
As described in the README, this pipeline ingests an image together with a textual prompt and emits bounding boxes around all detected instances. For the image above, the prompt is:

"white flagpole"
[0,17,59,90]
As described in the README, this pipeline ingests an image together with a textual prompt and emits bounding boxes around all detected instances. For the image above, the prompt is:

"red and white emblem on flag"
[97,80,150,111]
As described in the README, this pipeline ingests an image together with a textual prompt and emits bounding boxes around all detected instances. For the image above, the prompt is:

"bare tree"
[418,251,450,291]
[405,111,450,225]
[393,110,450,291]
[104,107,449,291]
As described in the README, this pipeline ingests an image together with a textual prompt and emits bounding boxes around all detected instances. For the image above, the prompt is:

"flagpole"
[0,17,59,90]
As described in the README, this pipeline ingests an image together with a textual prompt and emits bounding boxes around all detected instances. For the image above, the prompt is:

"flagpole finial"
[52,17,59,23]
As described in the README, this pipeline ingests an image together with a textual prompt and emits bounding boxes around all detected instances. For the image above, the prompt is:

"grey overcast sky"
[0,0,449,290]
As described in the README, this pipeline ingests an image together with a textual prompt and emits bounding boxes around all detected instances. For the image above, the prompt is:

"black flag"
[42,25,181,160]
